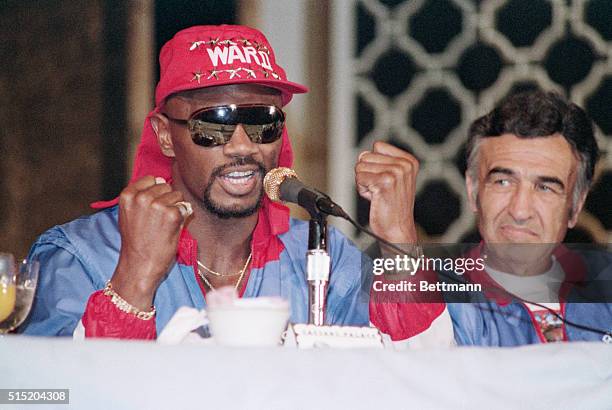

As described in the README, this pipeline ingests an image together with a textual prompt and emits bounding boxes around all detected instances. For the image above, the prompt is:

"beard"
[201,157,267,219]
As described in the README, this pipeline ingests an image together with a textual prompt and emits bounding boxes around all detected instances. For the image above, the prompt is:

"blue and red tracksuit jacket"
[21,108,370,339]
[370,245,612,346]
[21,204,369,338]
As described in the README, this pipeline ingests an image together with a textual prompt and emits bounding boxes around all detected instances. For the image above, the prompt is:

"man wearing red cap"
[22,25,418,339]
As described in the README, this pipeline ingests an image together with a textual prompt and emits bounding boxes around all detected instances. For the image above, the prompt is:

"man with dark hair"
[370,90,612,346]
[22,25,416,339]
[466,91,599,221]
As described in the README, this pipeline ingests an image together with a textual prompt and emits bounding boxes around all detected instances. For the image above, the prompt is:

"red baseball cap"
[156,25,308,106]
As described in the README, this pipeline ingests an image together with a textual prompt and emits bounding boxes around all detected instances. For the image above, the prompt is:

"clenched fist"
[110,176,191,310]
[355,141,419,245]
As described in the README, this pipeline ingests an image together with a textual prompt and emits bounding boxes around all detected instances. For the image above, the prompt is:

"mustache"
[210,156,267,179]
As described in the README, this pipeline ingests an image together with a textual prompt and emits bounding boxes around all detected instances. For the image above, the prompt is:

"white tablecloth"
[1,336,611,410]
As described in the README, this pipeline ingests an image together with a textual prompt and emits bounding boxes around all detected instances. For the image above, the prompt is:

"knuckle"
[399,157,419,174]
[157,183,171,194]
[389,163,403,175]
[135,191,152,207]
[151,200,181,224]
[165,207,182,224]
[399,160,414,174]
[379,172,395,186]
[165,193,182,206]
[119,190,133,206]
[149,200,165,213]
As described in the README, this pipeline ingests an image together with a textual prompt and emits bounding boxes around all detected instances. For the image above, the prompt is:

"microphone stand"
[306,212,329,326]
[287,208,385,348]
[269,175,384,348]
[287,184,333,326]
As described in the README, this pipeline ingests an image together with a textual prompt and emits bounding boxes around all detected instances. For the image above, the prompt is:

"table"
[2,336,611,409]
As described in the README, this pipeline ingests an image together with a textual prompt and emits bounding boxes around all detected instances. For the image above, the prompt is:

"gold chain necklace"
[196,253,252,291]
[197,252,252,277]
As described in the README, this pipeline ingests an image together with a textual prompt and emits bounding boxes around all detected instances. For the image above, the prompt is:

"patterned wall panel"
[331,0,612,245]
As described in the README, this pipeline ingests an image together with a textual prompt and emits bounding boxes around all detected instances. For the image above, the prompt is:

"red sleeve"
[370,300,446,341]
[82,290,156,340]
[369,269,446,341]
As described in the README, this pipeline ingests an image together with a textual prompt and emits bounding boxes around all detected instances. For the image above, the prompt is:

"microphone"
[263,167,349,218]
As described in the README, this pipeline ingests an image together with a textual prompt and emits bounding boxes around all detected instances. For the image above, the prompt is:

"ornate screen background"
[329,0,611,245]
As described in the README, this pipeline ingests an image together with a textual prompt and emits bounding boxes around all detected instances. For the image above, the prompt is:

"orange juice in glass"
[0,282,16,322]
[0,253,16,323]
[0,254,39,334]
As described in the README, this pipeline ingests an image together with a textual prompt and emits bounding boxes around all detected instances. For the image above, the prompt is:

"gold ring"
[174,201,193,219]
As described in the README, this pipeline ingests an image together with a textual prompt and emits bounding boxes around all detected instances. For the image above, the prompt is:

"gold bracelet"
[103,281,156,321]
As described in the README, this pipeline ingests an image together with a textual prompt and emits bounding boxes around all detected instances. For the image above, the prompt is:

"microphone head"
[264,167,298,201]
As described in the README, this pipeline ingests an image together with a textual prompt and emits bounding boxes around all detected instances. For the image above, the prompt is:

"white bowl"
[207,297,290,347]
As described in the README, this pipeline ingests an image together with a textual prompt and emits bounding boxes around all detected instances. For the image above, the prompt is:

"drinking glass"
[0,254,39,334]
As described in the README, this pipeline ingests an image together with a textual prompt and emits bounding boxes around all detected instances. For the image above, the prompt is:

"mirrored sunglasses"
[164,104,285,147]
